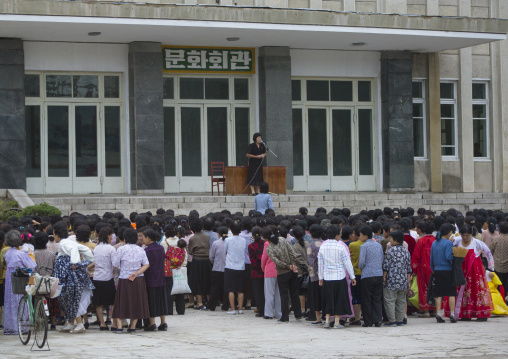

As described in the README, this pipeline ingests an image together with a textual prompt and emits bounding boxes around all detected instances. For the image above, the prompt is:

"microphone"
[261,140,269,151]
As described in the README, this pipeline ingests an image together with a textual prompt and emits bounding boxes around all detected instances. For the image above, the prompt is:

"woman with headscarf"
[246,132,267,196]
[3,230,36,335]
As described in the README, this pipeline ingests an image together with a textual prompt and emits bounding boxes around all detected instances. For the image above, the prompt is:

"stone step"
[30,192,508,217]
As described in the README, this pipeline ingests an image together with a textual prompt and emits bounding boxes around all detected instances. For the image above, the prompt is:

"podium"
[225,166,286,195]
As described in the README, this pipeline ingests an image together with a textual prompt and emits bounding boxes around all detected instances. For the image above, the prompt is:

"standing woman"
[141,228,169,331]
[112,228,150,333]
[430,223,457,323]
[208,226,227,311]
[292,226,310,317]
[246,132,267,196]
[248,226,265,317]
[411,220,436,318]
[447,224,494,321]
[306,224,324,324]
[188,218,211,310]
[3,230,36,335]
[261,227,282,320]
[92,227,117,331]
[482,217,499,248]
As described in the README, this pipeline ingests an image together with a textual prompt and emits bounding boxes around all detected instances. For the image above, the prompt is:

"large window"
[412,81,426,158]
[440,82,457,157]
[472,82,489,158]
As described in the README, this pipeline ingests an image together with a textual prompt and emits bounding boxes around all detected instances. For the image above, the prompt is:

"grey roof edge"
[2,0,507,35]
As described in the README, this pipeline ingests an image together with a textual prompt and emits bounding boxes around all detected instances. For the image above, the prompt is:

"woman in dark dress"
[246,132,267,196]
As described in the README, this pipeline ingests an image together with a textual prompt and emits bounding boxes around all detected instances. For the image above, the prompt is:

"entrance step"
[30,192,508,217]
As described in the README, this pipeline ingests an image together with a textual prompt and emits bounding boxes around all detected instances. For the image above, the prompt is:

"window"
[412,81,426,158]
[440,82,457,157]
[472,82,489,158]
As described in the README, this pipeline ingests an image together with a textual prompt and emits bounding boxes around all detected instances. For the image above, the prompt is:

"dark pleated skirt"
[247,159,263,186]
[92,279,117,307]
[112,277,150,319]
[322,278,352,316]
[224,268,245,293]
[146,285,169,317]
[433,270,457,297]
[308,280,322,312]
[189,259,212,295]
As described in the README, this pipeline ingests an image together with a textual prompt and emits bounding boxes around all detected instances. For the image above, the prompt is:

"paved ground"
[1,310,508,359]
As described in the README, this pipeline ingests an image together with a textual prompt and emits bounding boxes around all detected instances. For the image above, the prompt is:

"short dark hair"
[75,225,91,243]
[98,227,113,244]
[190,218,203,233]
[341,224,353,240]
[499,222,508,235]
[53,221,68,240]
[261,227,272,239]
[230,222,241,236]
[390,230,404,244]
[177,239,187,249]
[439,223,455,238]
[124,228,138,244]
[370,221,382,234]
[203,217,215,231]
[143,228,160,243]
[260,182,269,194]
[326,225,340,240]
[359,226,373,239]
[253,132,261,143]
[34,231,49,250]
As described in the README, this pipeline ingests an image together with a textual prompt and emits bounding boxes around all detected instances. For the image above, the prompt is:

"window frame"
[412,79,426,159]
[472,81,490,160]
[440,80,458,160]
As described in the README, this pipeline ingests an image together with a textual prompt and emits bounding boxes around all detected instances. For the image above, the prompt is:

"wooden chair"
[211,162,226,196]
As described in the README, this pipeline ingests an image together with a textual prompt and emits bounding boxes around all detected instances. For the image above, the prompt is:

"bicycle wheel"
[34,298,48,349]
[17,295,31,345]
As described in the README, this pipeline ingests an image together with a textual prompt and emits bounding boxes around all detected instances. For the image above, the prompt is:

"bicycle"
[13,266,54,350]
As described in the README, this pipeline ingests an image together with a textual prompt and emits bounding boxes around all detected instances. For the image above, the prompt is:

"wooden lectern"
[224,166,286,195]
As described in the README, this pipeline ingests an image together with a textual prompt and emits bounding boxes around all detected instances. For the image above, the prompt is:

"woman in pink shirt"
[261,227,281,320]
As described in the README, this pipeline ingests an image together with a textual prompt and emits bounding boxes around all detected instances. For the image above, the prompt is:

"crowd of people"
[0,203,508,334]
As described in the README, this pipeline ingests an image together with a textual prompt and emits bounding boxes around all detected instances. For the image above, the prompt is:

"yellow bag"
[408,276,419,308]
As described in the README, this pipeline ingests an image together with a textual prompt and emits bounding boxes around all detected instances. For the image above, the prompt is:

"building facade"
[0,0,507,194]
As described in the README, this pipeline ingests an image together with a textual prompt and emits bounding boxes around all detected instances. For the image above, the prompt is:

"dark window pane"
[441,104,454,118]
[207,107,228,175]
[358,109,373,175]
[163,78,174,100]
[330,81,353,101]
[164,107,176,176]
[413,118,424,157]
[47,106,69,177]
[413,103,423,118]
[25,74,40,97]
[180,78,204,99]
[358,81,372,102]
[75,106,98,177]
[473,119,487,158]
[205,78,229,100]
[441,118,455,151]
[442,147,455,156]
[181,107,201,176]
[292,109,303,176]
[46,75,72,98]
[25,105,41,177]
[440,83,454,99]
[472,83,486,100]
[104,76,120,98]
[412,82,423,98]
[473,104,487,119]
[235,108,249,166]
[292,80,301,102]
[332,109,352,176]
[73,75,98,98]
[105,106,121,177]
[234,78,249,100]
[306,80,329,101]
[308,108,328,175]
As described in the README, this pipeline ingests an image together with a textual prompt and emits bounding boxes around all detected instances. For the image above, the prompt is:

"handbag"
[171,267,192,295]
[299,272,310,290]
[407,276,419,308]
[426,273,436,307]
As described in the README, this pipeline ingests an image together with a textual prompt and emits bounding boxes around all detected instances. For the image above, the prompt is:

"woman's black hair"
[299,207,308,216]
[261,227,272,240]
[278,226,288,239]
[268,234,279,245]
[190,218,203,233]
[52,221,69,240]
[251,226,262,242]
[34,231,48,250]
[499,222,508,235]
[177,239,187,249]
[217,226,228,241]
[359,225,373,239]
[124,228,138,244]
[292,225,305,248]
[486,217,497,234]
[164,224,176,238]
[341,224,353,240]
[75,224,91,243]
[259,182,269,194]
[438,223,455,240]
[98,227,113,244]
[390,230,404,244]
[253,132,262,143]
[143,228,160,243]
[459,224,473,236]
[309,224,323,239]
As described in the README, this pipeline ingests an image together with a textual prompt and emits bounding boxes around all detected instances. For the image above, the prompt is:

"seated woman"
[483,258,508,316]
[112,228,150,333]
[254,182,273,215]
[3,230,37,335]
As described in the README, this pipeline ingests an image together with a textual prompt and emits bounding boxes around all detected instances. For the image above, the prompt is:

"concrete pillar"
[380,51,414,191]
[258,47,293,190]
[426,0,439,15]
[459,47,474,192]
[343,0,355,11]
[128,42,164,193]
[0,39,26,189]
[428,53,442,192]
[382,0,407,14]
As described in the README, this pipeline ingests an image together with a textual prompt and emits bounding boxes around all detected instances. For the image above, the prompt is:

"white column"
[383,0,407,14]
[427,0,439,15]
[343,0,355,11]
[309,0,322,9]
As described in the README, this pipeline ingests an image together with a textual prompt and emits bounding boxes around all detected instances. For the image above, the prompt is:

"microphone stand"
[263,142,278,196]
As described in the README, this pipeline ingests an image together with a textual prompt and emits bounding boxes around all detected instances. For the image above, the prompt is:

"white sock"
[437,309,444,317]
[74,323,84,330]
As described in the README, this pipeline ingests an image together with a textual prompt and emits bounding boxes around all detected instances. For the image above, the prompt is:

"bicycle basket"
[11,273,29,295]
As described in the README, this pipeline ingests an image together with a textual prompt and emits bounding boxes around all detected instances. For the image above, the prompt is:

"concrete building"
[1,0,508,196]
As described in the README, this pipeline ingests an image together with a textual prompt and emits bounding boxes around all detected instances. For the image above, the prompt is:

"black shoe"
[436,315,445,323]
[375,322,382,327]
[350,320,362,326]
[255,313,263,318]
[263,316,273,319]
[144,324,157,331]
[136,321,142,329]
[460,318,472,321]
[450,315,457,323]
[305,317,316,322]
[158,323,168,331]
[476,318,488,322]
[90,320,100,326]
[84,322,89,329]
[100,326,109,331]
[403,318,407,325]
[362,323,371,327]
[339,320,346,326]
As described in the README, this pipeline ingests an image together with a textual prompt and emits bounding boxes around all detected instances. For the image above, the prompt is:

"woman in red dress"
[444,224,494,321]
[411,220,436,317]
